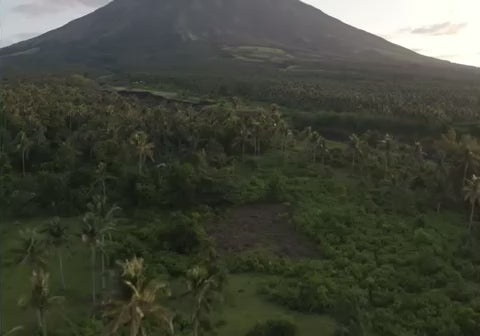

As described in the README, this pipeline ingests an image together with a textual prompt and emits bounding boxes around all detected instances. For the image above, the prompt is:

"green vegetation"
[2,76,480,336]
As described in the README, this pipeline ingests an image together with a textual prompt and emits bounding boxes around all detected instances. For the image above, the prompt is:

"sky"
[0,0,479,67]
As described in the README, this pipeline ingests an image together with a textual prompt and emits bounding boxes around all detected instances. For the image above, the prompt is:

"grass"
[215,274,336,336]
[0,217,92,335]
[224,46,293,64]
[1,214,336,336]
[110,86,215,105]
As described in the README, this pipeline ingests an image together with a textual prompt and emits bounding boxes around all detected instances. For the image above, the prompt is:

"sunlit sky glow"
[0,0,479,67]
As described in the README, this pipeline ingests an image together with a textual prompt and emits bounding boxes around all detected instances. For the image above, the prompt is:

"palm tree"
[233,123,251,161]
[308,132,328,164]
[130,131,155,174]
[44,218,69,291]
[434,152,449,212]
[82,196,119,305]
[186,266,219,336]
[93,162,115,199]
[460,148,479,190]
[0,326,23,336]
[18,270,63,336]
[414,141,425,167]
[380,134,393,175]
[10,228,48,272]
[464,174,480,234]
[106,257,174,336]
[15,131,33,177]
[348,134,363,170]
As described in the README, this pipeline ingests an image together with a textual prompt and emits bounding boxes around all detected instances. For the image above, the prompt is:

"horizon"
[0,0,479,67]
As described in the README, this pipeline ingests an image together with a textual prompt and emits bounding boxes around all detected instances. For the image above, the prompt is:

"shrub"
[246,319,298,336]
[265,171,287,201]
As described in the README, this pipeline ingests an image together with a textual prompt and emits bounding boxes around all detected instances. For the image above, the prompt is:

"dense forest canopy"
[1,74,480,336]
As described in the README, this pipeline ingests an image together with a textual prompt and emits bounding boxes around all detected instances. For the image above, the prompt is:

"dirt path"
[210,204,318,258]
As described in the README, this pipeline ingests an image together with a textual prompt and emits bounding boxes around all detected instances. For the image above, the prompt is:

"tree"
[464,174,480,234]
[130,131,155,174]
[308,132,328,164]
[14,131,33,177]
[348,134,363,170]
[82,196,119,305]
[0,326,23,336]
[10,228,48,272]
[460,148,479,190]
[44,218,69,291]
[106,257,174,336]
[93,162,115,199]
[186,266,220,336]
[18,270,63,336]
[380,133,393,175]
[233,123,251,161]
[414,141,425,167]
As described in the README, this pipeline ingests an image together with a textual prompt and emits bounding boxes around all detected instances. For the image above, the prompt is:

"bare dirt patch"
[210,204,318,258]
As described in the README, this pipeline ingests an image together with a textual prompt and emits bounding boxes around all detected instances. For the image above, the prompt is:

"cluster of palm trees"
[8,226,63,336]
[2,82,297,181]
[4,204,221,335]
[335,128,480,234]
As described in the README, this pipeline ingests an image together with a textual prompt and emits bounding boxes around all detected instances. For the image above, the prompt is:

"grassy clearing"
[110,86,214,105]
[215,274,336,336]
[224,46,293,63]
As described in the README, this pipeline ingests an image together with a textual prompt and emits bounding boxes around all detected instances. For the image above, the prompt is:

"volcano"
[0,0,475,76]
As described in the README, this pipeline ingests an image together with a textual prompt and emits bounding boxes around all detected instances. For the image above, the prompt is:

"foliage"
[246,318,298,336]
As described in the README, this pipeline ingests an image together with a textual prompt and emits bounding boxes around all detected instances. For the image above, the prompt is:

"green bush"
[246,319,298,336]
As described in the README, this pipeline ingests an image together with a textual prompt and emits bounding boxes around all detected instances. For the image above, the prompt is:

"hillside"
[1,0,475,77]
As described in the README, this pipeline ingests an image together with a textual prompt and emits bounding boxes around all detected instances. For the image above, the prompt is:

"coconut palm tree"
[380,134,393,175]
[18,270,63,336]
[10,228,48,272]
[106,257,174,336]
[0,326,23,336]
[130,131,155,174]
[93,162,115,199]
[82,196,119,305]
[186,266,219,336]
[15,131,33,177]
[460,148,479,190]
[464,174,480,234]
[414,141,425,167]
[434,152,449,213]
[233,123,251,161]
[348,134,363,170]
[43,218,69,291]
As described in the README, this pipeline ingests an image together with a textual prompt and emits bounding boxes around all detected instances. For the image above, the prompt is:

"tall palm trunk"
[469,202,475,235]
[193,318,199,336]
[463,163,469,189]
[0,248,3,335]
[241,142,245,162]
[37,309,47,336]
[42,311,47,336]
[21,150,26,177]
[102,180,106,200]
[384,152,389,176]
[138,156,144,175]
[90,245,97,306]
[101,235,107,293]
[58,250,66,291]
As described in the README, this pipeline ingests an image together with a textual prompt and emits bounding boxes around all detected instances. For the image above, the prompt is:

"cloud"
[400,22,468,36]
[0,32,39,47]
[12,3,61,16]
[12,0,111,16]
